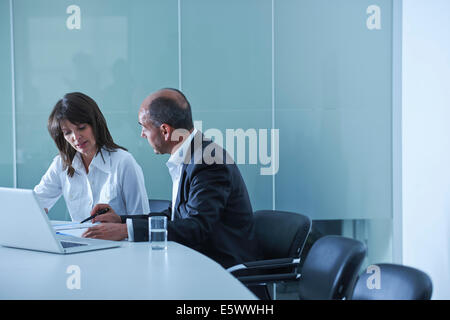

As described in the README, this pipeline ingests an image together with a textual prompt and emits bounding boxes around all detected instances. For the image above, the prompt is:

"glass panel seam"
[178,0,182,90]
[272,0,275,210]
[9,0,17,188]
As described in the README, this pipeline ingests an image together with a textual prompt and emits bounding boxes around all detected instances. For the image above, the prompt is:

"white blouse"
[34,148,150,222]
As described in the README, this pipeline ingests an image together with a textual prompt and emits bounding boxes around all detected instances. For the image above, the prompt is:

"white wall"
[402,0,450,300]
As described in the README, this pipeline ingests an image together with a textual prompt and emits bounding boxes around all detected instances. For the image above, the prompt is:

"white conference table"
[0,236,257,300]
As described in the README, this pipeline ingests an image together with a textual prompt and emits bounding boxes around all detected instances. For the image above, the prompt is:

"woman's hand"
[83,203,127,240]
[82,223,128,241]
[89,203,122,223]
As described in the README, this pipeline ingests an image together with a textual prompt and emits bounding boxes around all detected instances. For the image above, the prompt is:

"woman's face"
[60,120,97,157]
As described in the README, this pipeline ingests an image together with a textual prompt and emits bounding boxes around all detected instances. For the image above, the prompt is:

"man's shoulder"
[183,153,238,186]
[186,139,236,166]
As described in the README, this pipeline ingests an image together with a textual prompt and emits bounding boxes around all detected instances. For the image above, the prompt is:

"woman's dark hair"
[47,92,126,177]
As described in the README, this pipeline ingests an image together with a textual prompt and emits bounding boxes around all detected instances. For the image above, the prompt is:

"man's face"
[138,108,165,154]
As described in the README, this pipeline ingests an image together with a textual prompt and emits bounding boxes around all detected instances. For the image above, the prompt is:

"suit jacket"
[121,131,261,268]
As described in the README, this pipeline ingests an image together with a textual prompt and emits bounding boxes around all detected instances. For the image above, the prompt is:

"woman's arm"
[33,156,63,213]
[118,154,150,215]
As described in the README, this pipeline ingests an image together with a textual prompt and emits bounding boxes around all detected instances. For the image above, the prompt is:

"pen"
[80,207,110,223]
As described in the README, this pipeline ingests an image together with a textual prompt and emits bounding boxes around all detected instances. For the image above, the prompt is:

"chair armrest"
[227,257,300,273]
[237,273,300,285]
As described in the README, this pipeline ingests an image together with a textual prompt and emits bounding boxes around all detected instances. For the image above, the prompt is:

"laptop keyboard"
[60,241,88,248]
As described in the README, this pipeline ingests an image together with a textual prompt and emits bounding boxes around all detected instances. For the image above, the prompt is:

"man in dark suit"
[83,88,261,268]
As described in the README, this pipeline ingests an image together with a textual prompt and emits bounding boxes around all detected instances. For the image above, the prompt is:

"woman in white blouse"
[34,92,150,222]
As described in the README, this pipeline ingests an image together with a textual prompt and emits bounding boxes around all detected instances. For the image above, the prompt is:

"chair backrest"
[253,210,311,260]
[351,263,433,300]
[298,235,366,300]
[148,199,171,213]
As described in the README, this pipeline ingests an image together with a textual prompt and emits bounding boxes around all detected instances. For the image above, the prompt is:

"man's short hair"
[148,88,194,130]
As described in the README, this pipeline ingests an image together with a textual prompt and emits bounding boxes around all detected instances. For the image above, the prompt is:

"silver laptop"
[0,187,120,254]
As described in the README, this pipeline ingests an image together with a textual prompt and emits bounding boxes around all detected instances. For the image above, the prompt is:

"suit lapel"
[173,131,205,219]
[173,163,187,219]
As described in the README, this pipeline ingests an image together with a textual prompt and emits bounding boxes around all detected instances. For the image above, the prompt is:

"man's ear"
[160,124,174,142]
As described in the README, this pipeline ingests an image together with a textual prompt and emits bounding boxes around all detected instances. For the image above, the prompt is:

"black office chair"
[148,199,171,213]
[297,235,367,300]
[236,234,366,300]
[229,210,311,299]
[351,263,433,300]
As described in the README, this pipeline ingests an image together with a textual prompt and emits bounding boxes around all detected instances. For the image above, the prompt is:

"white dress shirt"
[166,128,198,221]
[34,148,150,222]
